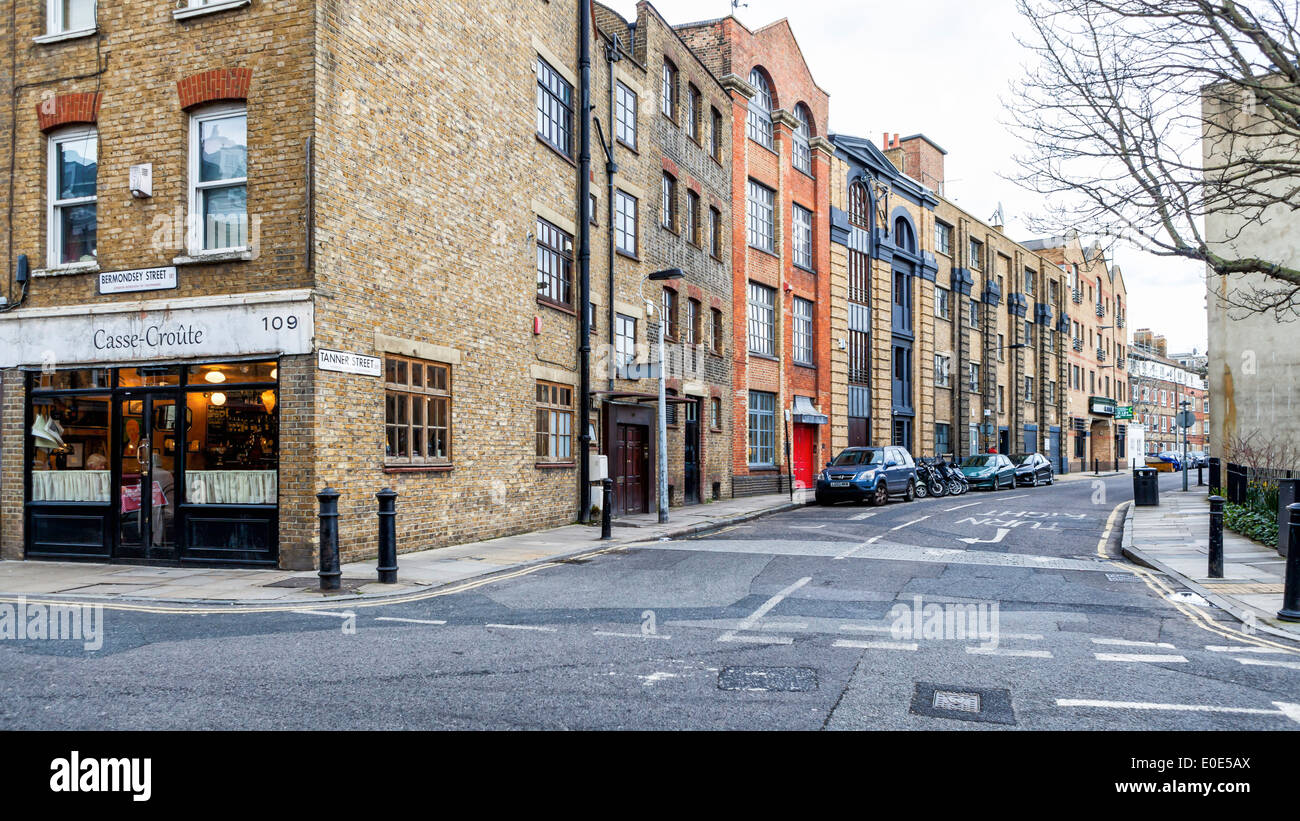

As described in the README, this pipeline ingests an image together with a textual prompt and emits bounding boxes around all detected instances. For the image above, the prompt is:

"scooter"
[936,458,968,495]
[914,458,947,498]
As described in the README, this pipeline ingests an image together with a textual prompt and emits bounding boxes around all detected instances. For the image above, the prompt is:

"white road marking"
[719,634,794,645]
[593,630,671,640]
[833,535,882,561]
[1235,657,1300,671]
[485,623,557,633]
[1094,652,1188,663]
[760,621,808,630]
[966,647,1053,658]
[849,511,879,521]
[1205,645,1291,654]
[891,516,931,531]
[717,577,811,644]
[839,624,893,634]
[374,617,447,625]
[1092,638,1176,649]
[959,528,1011,545]
[293,610,353,619]
[1057,699,1300,724]
[1001,494,1030,500]
[944,502,980,512]
[790,525,826,530]
[833,639,918,651]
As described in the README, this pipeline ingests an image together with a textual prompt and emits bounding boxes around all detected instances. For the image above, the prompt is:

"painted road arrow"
[959,528,1011,545]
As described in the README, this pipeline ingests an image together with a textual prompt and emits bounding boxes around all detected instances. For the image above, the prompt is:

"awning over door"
[791,395,828,425]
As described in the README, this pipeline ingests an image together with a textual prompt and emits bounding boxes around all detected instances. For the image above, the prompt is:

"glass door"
[117,392,179,562]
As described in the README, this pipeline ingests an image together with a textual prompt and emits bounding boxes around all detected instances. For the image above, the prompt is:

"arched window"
[894,216,915,254]
[747,68,774,149]
[848,181,870,227]
[792,104,812,174]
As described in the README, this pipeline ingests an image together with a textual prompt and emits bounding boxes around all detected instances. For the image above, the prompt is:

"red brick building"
[677,17,833,494]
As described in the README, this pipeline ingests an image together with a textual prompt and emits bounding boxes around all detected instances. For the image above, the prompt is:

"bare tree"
[1006,0,1300,318]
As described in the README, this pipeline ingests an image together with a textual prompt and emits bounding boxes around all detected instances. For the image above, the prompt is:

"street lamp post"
[643,268,685,524]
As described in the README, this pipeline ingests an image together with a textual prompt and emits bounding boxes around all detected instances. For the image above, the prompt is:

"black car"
[815,446,918,506]
[1010,452,1054,487]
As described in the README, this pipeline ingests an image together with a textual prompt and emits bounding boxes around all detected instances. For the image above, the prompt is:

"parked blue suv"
[815,446,918,506]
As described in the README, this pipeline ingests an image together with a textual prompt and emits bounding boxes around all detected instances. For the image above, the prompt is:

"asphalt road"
[2,471,1297,730]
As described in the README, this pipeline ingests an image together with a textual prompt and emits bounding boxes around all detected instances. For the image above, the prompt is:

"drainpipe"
[578,0,593,522]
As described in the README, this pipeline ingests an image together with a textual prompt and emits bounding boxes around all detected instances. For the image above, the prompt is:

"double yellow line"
[1098,500,1299,656]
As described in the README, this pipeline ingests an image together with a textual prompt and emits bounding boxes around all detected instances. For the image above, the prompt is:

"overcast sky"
[608,0,1211,355]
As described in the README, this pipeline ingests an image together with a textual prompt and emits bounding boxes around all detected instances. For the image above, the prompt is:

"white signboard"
[0,293,314,368]
[98,266,176,295]
[317,348,381,377]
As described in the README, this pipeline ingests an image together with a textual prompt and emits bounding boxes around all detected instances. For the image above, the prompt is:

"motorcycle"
[935,458,968,495]
[914,458,948,498]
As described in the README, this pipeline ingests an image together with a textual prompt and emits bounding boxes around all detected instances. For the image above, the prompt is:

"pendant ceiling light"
[211,392,227,407]
[205,370,226,384]
[261,390,276,415]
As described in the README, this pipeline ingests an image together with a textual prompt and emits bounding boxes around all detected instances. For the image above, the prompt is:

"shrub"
[1224,501,1277,548]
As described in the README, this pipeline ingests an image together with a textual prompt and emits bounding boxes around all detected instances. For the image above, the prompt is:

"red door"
[793,424,816,489]
[615,424,649,515]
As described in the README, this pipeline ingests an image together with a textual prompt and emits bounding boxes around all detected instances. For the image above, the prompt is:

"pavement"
[1122,481,1299,639]
[0,491,811,608]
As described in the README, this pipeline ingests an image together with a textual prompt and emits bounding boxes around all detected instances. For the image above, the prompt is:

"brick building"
[1,0,736,571]
[676,16,834,494]
[1026,235,1131,471]
[1130,330,1209,456]
[827,132,1073,467]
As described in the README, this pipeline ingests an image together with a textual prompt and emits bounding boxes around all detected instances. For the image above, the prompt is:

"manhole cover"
[718,666,818,692]
[911,682,1016,725]
[933,690,981,712]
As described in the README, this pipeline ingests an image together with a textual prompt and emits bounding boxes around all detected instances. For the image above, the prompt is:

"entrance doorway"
[117,391,180,562]
[683,399,701,505]
[793,423,816,489]
[615,423,649,515]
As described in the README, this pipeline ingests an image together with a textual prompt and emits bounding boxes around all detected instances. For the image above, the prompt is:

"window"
[385,356,450,464]
[661,287,678,340]
[535,217,573,307]
[711,397,723,430]
[935,423,952,456]
[615,314,637,378]
[1024,320,1033,346]
[747,281,776,356]
[793,297,814,366]
[998,385,1005,414]
[1048,381,1056,402]
[588,193,597,225]
[747,68,774,148]
[935,354,951,388]
[1024,267,1035,295]
[710,107,723,161]
[711,307,724,354]
[687,298,701,345]
[615,81,637,148]
[47,127,97,267]
[747,391,776,466]
[848,182,870,227]
[998,334,1005,362]
[969,238,983,270]
[686,190,700,245]
[968,299,980,328]
[615,190,638,255]
[46,0,95,35]
[849,249,869,303]
[936,287,950,320]
[536,57,573,157]
[792,104,812,175]
[536,382,574,462]
[792,203,813,269]
[746,179,775,251]
[190,105,247,252]
[661,59,678,120]
[661,172,677,231]
[968,362,980,393]
[935,221,953,256]
[1025,376,1035,402]
[709,206,722,257]
[686,84,701,141]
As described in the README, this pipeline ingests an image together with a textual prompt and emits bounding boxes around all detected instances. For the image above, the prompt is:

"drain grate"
[910,682,1016,725]
[718,666,818,692]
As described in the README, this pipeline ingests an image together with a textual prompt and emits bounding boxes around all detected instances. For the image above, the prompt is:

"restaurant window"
[535,382,574,463]
[190,104,248,253]
[48,127,98,268]
[536,217,573,308]
[385,356,451,465]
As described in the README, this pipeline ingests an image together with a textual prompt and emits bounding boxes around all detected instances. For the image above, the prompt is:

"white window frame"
[42,0,96,39]
[935,353,951,388]
[188,103,249,255]
[792,106,812,175]
[792,296,814,366]
[792,203,813,269]
[615,81,637,149]
[174,0,251,21]
[615,189,638,256]
[46,126,98,269]
[746,179,775,252]
[747,281,776,357]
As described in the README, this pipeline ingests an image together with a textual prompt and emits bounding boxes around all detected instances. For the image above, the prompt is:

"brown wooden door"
[615,423,649,515]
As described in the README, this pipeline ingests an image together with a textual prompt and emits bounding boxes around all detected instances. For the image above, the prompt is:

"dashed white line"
[374,617,447,625]
[593,630,671,640]
[834,535,882,561]
[760,621,809,631]
[944,502,980,512]
[1000,494,1030,500]
[1057,699,1300,724]
[1094,652,1188,663]
[486,623,557,633]
[720,634,794,645]
[966,647,1053,658]
[839,624,893,634]
[1234,657,1300,671]
[1205,645,1291,654]
[293,610,353,619]
[833,639,918,651]
[717,576,811,644]
[890,516,931,531]
[1092,638,1176,649]
[849,511,879,521]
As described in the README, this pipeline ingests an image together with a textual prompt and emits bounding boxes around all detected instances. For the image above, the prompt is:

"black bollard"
[318,487,341,591]
[601,478,613,541]
[376,488,398,584]
[1209,457,1220,492]
[1208,495,1225,579]
[1278,504,1300,622]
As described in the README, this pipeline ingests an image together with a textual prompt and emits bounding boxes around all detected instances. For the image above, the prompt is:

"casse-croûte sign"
[317,348,381,377]
[0,290,314,368]
[98,266,177,295]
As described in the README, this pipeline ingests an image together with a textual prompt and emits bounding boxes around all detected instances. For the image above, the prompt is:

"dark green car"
[960,453,1017,491]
